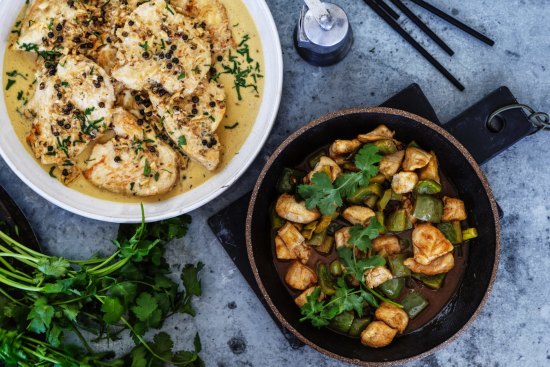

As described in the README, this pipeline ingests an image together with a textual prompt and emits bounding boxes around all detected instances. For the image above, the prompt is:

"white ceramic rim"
[0,0,283,223]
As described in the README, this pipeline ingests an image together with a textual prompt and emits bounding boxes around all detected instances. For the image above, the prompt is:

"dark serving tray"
[208,83,535,347]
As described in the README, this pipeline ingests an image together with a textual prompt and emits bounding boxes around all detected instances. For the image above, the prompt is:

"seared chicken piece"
[26,55,114,167]
[364,266,393,289]
[149,79,226,171]
[16,0,83,53]
[294,286,324,308]
[391,172,418,194]
[404,253,455,275]
[96,45,119,74]
[375,302,409,334]
[442,197,467,222]
[172,0,235,58]
[342,206,375,226]
[285,261,317,291]
[402,196,417,225]
[329,139,362,157]
[360,321,397,348]
[418,151,440,184]
[112,0,211,96]
[334,227,352,249]
[84,109,179,196]
[307,156,342,183]
[275,194,321,224]
[379,150,405,179]
[358,125,395,143]
[372,235,401,256]
[412,223,454,265]
[277,223,311,264]
[275,236,296,261]
[402,147,431,171]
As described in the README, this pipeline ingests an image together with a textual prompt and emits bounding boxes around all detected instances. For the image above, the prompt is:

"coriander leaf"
[299,287,330,328]
[347,217,383,252]
[356,256,386,270]
[101,296,124,324]
[333,172,363,198]
[297,172,342,216]
[154,274,175,289]
[36,257,71,278]
[59,304,79,322]
[46,323,62,347]
[181,262,204,297]
[331,285,365,317]
[27,297,54,334]
[354,144,382,179]
[360,289,379,308]
[194,333,202,353]
[131,292,158,322]
[129,345,148,367]
[42,278,77,294]
[109,282,138,306]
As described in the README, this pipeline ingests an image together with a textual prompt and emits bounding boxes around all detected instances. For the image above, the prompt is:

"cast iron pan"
[246,107,501,365]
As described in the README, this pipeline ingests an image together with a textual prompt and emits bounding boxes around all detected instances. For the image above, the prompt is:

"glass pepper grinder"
[294,0,353,66]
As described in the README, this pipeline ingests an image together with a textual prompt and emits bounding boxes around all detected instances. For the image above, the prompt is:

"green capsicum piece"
[388,254,411,277]
[462,228,478,241]
[308,231,326,247]
[373,139,398,155]
[415,179,442,195]
[317,263,336,296]
[437,222,463,244]
[329,311,355,334]
[365,195,378,209]
[378,189,392,211]
[375,212,386,234]
[276,168,305,194]
[413,195,443,223]
[412,272,446,289]
[270,206,285,229]
[316,235,334,254]
[301,221,317,240]
[386,209,412,232]
[348,317,372,337]
[379,278,405,300]
[369,173,386,184]
[347,183,384,204]
[401,291,429,319]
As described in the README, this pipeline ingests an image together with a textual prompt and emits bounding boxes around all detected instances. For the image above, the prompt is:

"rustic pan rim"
[246,106,501,366]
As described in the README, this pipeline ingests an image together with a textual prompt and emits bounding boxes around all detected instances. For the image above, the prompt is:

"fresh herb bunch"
[298,145,402,328]
[297,144,383,216]
[0,208,204,366]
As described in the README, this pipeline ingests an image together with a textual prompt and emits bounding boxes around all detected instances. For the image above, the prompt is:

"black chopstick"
[375,0,400,20]
[363,0,464,91]
[407,0,495,46]
[389,0,454,56]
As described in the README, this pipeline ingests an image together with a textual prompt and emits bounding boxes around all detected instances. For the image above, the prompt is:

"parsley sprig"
[297,144,382,215]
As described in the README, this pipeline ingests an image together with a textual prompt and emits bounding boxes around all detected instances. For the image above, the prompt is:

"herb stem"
[69,321,94,353]
[0,286,25,305]
[86,250,120,272]
[0,230,47,259]
[0,266,34,283]
[0,273,43,291]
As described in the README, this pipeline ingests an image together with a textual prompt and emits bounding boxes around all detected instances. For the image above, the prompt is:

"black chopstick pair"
[364,0,495,91]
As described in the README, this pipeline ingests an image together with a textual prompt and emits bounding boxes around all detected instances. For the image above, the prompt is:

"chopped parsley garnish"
[224,122,239,129]
[6,70,27,80]
[19,43,62,62]
[165,2,175,15]
[177,72,186,80]
[56,136,71,158]
[143,159,151,176]
[5,79,16,91]
[154,172,160,181]
[178,136,187,146]
[48,166,57,178]
[139,40,148,52]
[61,81,69,87]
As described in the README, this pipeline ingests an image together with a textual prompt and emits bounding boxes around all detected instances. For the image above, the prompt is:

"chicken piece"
[329,139,362,157]
[277,223,311,263]
[294,286,324,307]
[172,0,236,59]
[418,151,440,184]
[360,321,397,348]
[148,79,226,171]
[442,197,467,222]
[364,266,393,289]
[285,261,317,290]
[111,0,211,96]
[375,302,409,334]
[342,206,375,226]
[95,44,119,74]
[391,172,418,194]
[404,253,455,275]
[379,150,405,179]
[26,55,115,167]
[274,236,296,261]
[275,194,320,224]
[402,196,417,225]
[16,0,83,53]
[307,156,342,183]
[334,227,352,249]
[412,223,454,265]
[372,235,401,256]
[84,109,179,196]
[402,147,431,171]
[358,125,395,143]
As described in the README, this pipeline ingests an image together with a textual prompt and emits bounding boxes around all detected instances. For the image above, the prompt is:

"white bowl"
[0,0,283,223]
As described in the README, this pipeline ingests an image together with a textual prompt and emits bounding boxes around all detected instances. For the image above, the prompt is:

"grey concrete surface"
[1,0,549,366]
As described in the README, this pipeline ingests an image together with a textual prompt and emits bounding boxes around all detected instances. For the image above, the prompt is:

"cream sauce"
[2,0,264,203]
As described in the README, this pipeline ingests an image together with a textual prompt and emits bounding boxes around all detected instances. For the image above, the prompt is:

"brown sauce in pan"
[272,146,470,336]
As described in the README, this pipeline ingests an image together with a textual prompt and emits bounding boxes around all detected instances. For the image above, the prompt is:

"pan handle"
[443,86,541,165]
